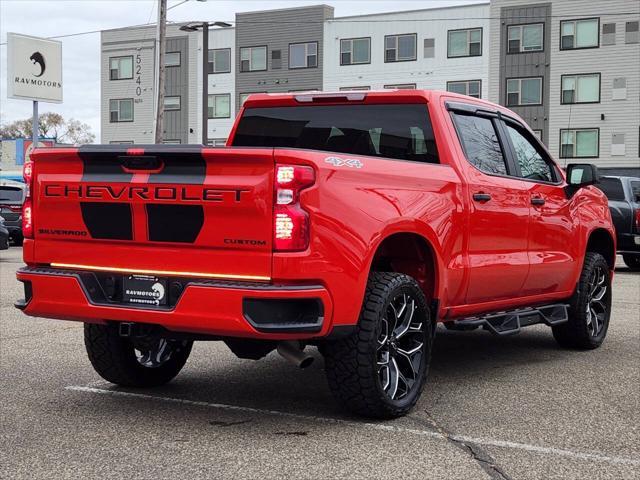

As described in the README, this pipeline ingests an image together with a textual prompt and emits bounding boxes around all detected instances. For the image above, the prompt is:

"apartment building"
[489,0,640,175]
[100,2,639,176]
[101,23,202,144]
[102,3,492,146]
[323,3,490,96]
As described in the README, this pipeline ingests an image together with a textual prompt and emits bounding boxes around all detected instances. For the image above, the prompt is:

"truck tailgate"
[30,146,274,281]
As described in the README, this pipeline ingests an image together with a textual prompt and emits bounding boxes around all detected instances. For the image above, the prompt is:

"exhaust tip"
[277,341,314,369]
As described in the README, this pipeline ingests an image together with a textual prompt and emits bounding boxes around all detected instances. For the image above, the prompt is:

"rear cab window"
[596,177,626,201]
[231,103,439,164]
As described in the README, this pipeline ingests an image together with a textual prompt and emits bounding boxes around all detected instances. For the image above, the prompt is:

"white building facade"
[323,3,490,97]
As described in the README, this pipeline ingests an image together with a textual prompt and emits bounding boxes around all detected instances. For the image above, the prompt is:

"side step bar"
[452,304,569,336]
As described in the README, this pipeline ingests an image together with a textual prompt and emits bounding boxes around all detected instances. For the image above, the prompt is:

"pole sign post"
[7,33,63,156]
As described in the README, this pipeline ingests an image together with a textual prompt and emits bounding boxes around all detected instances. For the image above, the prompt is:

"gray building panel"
[235,5,334,112]
[498,3,551,144]
[164,36,189,143]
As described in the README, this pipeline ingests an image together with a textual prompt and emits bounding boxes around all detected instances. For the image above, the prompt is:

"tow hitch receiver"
[452,304,569,335]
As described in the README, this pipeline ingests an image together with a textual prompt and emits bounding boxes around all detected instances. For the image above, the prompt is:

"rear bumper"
[16,267,335,340]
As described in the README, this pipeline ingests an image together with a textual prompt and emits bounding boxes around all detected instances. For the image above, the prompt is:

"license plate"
[122,275,168,306]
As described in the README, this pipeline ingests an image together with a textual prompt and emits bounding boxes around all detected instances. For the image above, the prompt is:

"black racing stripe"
[146,204,204,243]
[78,150,134,183]
[80,202,133,240]
[148,153,207,185]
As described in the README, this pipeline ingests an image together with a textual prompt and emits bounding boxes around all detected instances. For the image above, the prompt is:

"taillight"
[273,164,315,251]
[635,209,640,234]
[23,198,33,238]
[23,159,34,238]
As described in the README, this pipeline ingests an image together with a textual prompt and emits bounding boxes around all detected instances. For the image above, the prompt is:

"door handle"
[531,197,546,206]
[472,193,492,202]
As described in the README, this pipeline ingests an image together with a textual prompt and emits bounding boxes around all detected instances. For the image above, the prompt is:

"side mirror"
[566,163,599,187]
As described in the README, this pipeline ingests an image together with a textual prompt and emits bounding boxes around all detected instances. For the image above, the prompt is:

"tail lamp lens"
[23,159,34,238]
[635,209,640,233]
[274,164,315,251]
[23,198,33,238]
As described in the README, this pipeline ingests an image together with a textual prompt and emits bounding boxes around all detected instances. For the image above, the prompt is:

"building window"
[561,73,600,104]
[560,18,599,50]
[626,21,639,44]
[506,77,542,106]
[289,42,318,69]
[240,46,267,72]
[109,140,134,144]
[208,94,230,118]
[164,96,181,111]
[339,86,371,91]
[602,23,616,45]
[423,38,435,58]
[109,56,133,80]
[384,83,417,89]
[612,77,627,100]
[208,48,231,74]
[560,128,599,158]
[165,52,181,67]
[340,37,370,65]
[109,98,133,122]
[208,138,227,147]
[447,80,481,98]
[163,139,181,144]
[507,23,543,53]
[447,28,482,57]
[385,34,417,62]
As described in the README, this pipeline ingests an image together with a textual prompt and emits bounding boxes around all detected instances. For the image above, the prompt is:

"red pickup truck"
[16,90,615,418]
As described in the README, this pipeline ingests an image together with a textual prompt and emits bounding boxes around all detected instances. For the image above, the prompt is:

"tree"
[0,112,95,144]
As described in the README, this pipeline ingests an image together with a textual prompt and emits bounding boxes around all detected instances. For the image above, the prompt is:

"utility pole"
[154,0,167,143]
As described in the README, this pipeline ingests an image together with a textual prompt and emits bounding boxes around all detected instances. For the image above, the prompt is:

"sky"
[0,0,483,140]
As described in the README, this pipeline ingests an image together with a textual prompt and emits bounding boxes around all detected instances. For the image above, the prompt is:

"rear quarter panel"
[271,148,466,326]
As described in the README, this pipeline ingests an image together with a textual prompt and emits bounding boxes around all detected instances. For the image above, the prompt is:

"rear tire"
[622,254,640,271]
[552,253,611,350]
[84,323,192,387]
[322,272,433,418]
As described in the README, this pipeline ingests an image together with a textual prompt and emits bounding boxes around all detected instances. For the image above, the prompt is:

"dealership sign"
[7,33,63,103]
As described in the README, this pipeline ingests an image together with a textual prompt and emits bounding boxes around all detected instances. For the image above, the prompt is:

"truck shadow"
[97,326,568,420]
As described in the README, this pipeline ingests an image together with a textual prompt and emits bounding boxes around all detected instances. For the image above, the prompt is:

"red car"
[16,90,615,418]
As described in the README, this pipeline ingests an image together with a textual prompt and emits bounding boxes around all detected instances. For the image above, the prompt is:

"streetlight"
[180,21,232,145]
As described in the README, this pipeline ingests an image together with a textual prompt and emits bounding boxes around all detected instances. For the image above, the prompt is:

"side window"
[503,123,555,182]
[452,113,508,175]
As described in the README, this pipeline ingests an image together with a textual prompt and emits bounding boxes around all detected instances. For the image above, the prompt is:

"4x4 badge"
[324,156,363,169]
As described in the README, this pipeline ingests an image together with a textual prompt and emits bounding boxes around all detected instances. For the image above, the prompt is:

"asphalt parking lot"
[1,246,639,479]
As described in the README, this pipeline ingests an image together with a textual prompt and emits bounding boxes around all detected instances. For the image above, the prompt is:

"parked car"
[595,176,640,271]
[15,90,615,418]
[0,216,9,250]
[0,180,26,245]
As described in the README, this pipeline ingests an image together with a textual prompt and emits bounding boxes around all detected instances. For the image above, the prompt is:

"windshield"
[232,103,439,164]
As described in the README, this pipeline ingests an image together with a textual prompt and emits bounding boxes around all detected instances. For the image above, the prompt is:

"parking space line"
[66,385,640,467]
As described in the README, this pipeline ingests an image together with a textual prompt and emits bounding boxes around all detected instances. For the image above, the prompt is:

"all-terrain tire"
[322,272,433,419]
[84,323,193,387]
[622,254,640,271]
[552,252,611,350]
